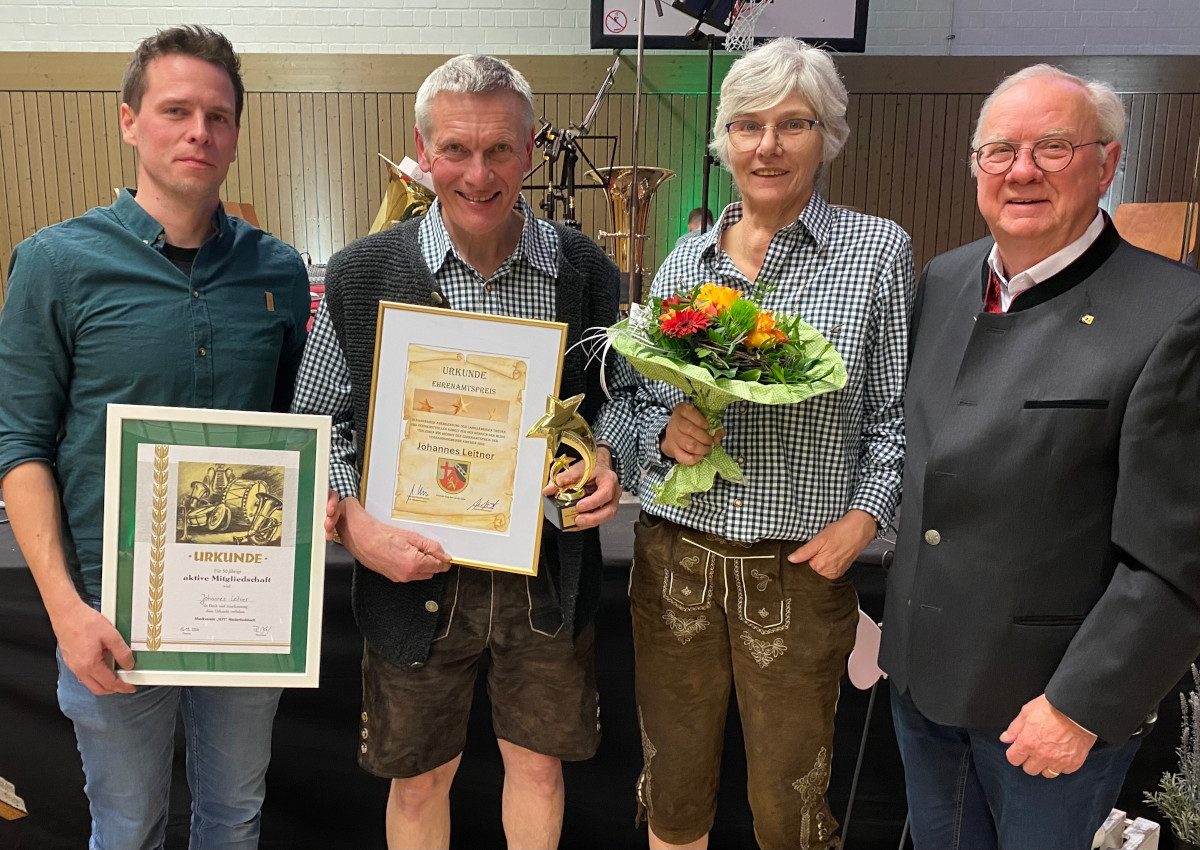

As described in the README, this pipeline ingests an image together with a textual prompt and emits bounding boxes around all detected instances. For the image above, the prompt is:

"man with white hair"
[290,54,622,849]
[880,64,1200,848]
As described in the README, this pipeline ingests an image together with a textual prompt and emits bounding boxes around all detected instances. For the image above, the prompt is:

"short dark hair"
[688,207,714,227]
[122,25,244,126]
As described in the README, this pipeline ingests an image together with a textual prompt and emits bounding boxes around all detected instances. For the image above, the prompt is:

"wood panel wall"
[2,54,1199,311]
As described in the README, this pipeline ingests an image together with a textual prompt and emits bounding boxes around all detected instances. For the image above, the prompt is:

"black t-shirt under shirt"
[163,243,200,276]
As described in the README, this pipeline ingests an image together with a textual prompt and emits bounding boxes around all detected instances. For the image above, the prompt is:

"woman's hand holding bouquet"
[607,281,847,506]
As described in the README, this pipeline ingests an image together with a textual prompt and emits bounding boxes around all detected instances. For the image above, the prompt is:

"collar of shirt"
[700,194,834,272]
[987,210,1105,310]
[110,188,228,249]
[419,195,556,278]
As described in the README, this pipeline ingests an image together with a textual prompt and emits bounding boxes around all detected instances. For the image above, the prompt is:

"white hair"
[415,54,535,138]
[710,37,851,170]
[971,64,1126,172]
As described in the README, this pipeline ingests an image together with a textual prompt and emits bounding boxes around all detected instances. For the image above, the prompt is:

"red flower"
[661,294,686,310]
[660,308,711,338]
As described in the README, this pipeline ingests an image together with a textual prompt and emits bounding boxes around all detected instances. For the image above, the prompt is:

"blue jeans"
[56,648,282,850]
[891,685,1141,850]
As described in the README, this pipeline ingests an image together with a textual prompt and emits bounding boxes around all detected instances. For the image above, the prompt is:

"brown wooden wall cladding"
[2,54,1199,310]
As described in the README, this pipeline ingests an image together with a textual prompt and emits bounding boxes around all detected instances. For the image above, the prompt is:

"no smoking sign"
[605,9,628,33]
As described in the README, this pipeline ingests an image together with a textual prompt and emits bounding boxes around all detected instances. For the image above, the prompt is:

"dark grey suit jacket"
[880,220,1200,743]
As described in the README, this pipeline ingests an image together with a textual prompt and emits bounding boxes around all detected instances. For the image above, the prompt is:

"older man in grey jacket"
[881,64,1200,850]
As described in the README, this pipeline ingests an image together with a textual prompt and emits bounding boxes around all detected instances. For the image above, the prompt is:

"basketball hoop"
[724,0,772,51]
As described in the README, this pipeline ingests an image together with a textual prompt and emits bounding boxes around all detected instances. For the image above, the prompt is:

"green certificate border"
[101,405,330,687]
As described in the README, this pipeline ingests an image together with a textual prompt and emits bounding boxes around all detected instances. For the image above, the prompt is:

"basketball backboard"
[591,0,868,52]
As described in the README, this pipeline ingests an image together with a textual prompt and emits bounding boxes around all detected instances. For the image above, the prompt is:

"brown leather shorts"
[630,511,858,849]
[358,563,601,778]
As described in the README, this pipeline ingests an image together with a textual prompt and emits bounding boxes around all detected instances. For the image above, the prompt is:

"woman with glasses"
[594,36,914,850]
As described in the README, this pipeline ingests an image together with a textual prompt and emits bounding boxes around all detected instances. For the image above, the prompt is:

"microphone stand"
[699,31,717,236]
[672,1,735,238]
[629,0,647,304]
[533,58,621,230]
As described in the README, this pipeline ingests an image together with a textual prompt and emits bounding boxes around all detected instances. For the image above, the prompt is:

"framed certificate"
[100,404,331,687]
[360,302,567,576]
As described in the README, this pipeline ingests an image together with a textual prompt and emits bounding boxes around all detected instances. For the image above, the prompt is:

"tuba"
[370,154,436,235]
[587,166,674,305]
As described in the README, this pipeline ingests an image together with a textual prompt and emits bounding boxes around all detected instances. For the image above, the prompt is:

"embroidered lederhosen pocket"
[733,554,791,635]
[665,536,716,612]
[431,567,461,642]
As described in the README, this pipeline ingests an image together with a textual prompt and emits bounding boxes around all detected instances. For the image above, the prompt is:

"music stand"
[528,57,621,230]
[669,1,740,236]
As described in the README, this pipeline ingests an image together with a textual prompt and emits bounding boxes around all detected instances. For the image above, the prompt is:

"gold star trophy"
[526,394,597,530]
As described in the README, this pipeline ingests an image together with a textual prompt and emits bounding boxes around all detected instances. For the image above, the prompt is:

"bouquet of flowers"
[607,281,847,506]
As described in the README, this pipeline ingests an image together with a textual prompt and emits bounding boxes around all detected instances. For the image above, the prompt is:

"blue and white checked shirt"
[593,193,914,543]
[291,196,559,498]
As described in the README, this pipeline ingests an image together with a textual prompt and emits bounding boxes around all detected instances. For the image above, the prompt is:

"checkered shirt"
[593,193,914,543]
[291,195,560,499]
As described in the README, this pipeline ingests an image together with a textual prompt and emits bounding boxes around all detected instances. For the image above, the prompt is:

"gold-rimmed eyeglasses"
[972,138,1105,175]
[725,118,823,151]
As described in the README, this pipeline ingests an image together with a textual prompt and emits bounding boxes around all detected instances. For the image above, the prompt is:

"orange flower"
[694,283,741,315]
[745,311,788,349]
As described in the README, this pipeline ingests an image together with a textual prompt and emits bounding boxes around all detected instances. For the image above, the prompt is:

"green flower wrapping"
[608,313,848,506]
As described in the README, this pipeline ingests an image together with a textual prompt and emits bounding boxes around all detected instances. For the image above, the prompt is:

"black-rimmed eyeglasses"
[972,138,1105,175]
[725,118,823,151]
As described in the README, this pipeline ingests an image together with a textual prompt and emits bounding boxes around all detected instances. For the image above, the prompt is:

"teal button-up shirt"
[0,190,310,598]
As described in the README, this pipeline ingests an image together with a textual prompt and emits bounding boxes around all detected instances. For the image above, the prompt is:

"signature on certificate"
[406,483,430,503]
[469,497,499,512]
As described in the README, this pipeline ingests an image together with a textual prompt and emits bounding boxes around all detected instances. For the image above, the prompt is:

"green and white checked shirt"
[594,193,914,543]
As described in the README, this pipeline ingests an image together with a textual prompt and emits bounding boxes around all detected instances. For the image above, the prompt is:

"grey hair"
[971,64,1126,172]
[414,54,535,138]
[710,38,850,170]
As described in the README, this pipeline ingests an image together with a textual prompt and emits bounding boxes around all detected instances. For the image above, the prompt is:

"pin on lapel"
[1080,314,1095,325]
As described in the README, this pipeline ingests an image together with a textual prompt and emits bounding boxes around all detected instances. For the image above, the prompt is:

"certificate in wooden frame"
[360,302,567,576]
[100,404,330,687]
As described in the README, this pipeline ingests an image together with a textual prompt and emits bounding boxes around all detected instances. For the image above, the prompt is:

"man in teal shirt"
[0,26,308,850]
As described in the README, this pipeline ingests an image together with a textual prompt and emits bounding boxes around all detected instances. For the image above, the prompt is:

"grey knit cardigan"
[325,217,620,668]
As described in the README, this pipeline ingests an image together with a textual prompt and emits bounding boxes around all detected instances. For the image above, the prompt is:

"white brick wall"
[0,0,1195,56]
[868,0,1200,54]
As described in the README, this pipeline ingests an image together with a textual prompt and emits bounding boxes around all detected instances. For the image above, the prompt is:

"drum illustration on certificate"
[176,462,286,547]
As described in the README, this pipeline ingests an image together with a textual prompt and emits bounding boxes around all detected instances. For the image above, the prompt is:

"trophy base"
[543,493,582,530]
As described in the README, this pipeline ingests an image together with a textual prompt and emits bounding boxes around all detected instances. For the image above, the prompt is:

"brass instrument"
[370,154,436,235]
[586,166,674,305]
